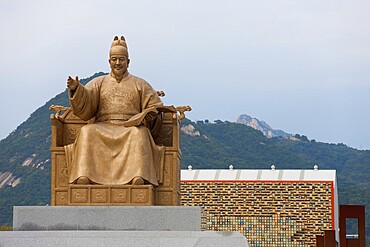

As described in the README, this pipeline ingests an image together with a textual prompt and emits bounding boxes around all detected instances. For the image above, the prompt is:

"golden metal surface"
[50,36,184,206]
[175,105,192,120]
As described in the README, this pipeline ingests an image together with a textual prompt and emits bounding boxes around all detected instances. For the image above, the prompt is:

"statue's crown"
[111,36,128,49]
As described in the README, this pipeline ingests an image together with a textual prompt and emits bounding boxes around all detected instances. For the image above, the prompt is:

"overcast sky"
[1,0,369,150]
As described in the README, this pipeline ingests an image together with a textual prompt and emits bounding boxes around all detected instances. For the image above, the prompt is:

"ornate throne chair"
[50,100,190,206]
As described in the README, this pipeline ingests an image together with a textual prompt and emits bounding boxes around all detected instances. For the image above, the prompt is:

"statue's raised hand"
[67,76,79,91]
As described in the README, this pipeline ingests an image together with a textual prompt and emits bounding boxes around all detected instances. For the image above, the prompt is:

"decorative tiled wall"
[181,181,333,247]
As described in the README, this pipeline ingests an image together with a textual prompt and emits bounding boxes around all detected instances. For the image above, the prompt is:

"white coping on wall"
[181,169,337,188]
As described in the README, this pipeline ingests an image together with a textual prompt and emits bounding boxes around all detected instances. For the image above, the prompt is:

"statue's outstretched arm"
[67,75,100,121]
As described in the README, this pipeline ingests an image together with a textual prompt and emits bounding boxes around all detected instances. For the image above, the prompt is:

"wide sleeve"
[123,77,163,127]
[139,79,164,137]
[139,80,163,111]
[68,77,102,121]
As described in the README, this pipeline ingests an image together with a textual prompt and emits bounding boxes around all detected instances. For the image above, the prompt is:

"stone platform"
[13,206,201,231]
[0,231,248,247]
[5,206,249,247]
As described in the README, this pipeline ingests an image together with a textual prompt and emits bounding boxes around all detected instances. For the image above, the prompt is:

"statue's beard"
[112,66,126,79]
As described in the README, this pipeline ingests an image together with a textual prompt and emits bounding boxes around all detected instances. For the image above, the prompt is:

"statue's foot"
[76,176,91,184]
[132,177,144,185]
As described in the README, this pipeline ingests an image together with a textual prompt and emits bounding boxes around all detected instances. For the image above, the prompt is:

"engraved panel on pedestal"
[111,188,128,203]
[130,186,154,205]
[56,191,68,206]
[71,188,88,203]
[156,191,173,206]
[131,188,148,203]
[91,188,108,203]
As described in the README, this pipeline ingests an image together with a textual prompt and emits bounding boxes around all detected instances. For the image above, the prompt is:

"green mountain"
[0,74,369,243]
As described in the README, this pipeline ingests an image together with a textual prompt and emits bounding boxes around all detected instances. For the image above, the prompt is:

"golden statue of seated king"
[49,36,190,206]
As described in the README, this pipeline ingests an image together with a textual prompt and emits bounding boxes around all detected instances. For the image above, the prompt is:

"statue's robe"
[65,72,164,185]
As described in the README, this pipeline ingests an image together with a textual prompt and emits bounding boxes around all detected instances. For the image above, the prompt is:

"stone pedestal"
[2,206,249,247]
[0,231,248,247]
[13,206,201,231]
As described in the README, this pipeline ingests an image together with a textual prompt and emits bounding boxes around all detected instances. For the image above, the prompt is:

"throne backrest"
[50,105,183,206]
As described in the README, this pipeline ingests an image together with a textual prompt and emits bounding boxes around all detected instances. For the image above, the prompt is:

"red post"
[339,205,366,247]
[324,230,336,247]
[316,235,324,247]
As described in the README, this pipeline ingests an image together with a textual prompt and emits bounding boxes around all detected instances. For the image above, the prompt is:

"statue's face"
[109,54,129,77]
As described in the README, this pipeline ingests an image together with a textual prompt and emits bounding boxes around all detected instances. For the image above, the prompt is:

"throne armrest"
[50,105,89,148]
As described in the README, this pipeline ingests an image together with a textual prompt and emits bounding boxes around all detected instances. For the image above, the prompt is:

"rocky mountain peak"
[181,124,200,137]
[236,114,291,138]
